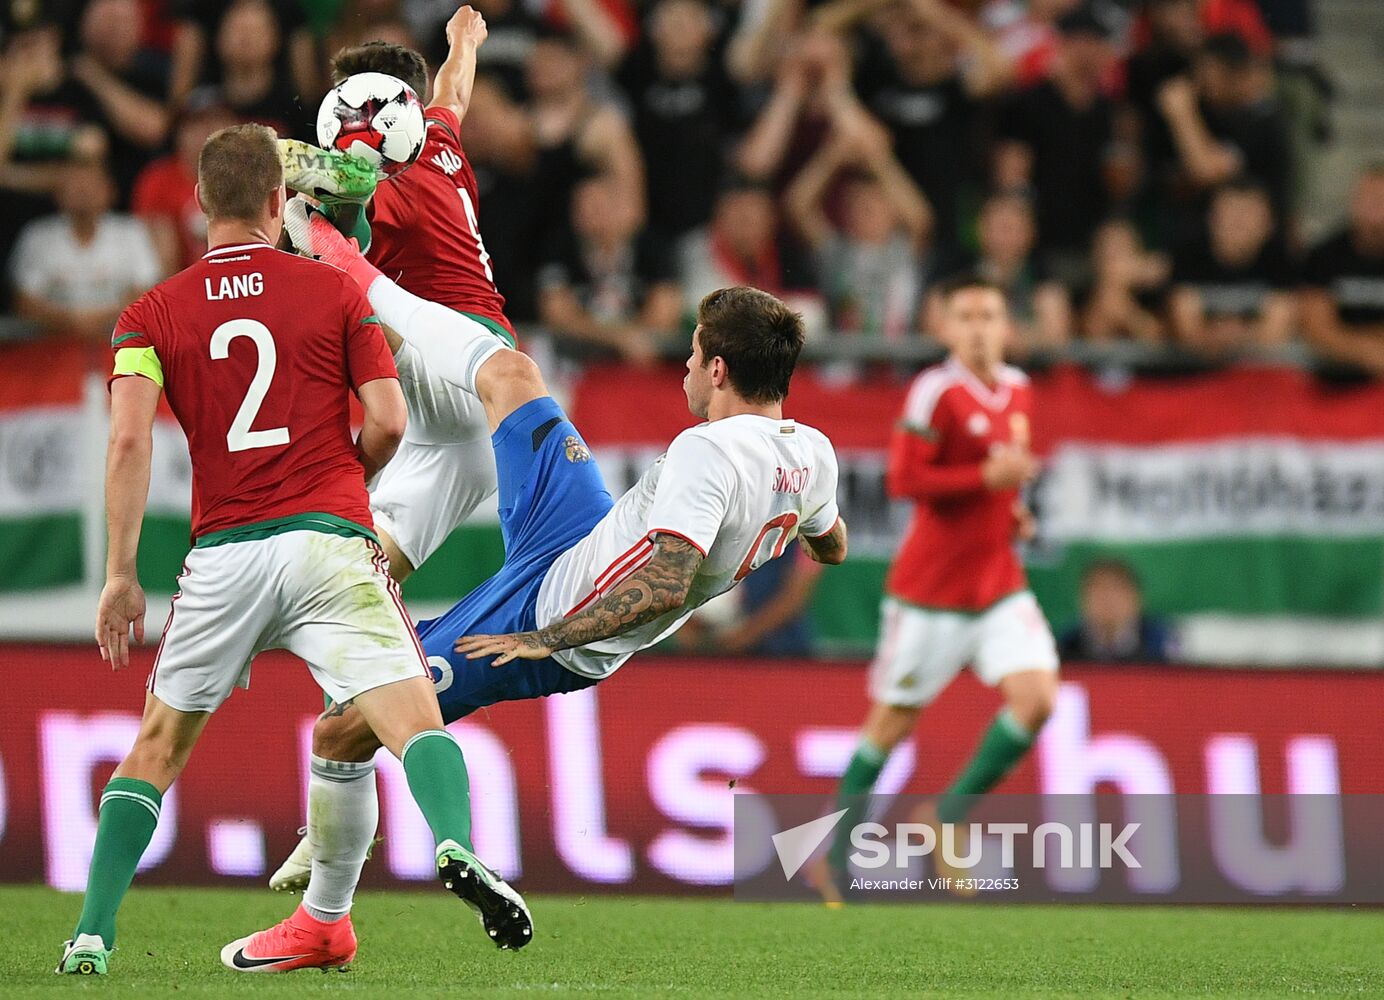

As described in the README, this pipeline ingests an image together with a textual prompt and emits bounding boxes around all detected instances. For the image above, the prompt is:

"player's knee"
[313,709,381,763]
[864,702,920,751]
[120,736,192,788]
[1005,675,1057,732]
[480,348,545,399]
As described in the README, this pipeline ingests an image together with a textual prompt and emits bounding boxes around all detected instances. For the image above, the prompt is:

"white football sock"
[367,275,506,396]
[302,754,378,921]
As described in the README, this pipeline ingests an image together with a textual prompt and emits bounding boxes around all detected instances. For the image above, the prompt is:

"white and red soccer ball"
[316,72,426,179]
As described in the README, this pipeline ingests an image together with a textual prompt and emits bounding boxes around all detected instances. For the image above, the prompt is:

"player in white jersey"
[228,205,846,955]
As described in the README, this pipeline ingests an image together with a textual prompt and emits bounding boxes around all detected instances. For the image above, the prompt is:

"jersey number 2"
[210,319,290,453]
[734,512,799,581]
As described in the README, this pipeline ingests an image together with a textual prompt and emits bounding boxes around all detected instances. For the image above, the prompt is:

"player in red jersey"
[281,5,510,585]
[57,124,524,977]
[811,274,1060,905]
[266,7,532,899]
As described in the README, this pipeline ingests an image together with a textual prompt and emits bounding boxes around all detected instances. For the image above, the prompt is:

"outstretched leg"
[284,199,546,432]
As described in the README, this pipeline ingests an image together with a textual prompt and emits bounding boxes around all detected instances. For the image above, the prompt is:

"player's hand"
[447,5,488,49]
[95,576,146,671]
[454,631,554,665]
[981,445,1038,491]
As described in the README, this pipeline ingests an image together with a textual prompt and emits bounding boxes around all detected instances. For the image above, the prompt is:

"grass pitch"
[2,885,1381,998]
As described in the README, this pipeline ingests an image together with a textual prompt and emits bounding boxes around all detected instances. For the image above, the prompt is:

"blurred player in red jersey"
[57,124,526,978]
[811,273,1060,905]
[281,4,510,585]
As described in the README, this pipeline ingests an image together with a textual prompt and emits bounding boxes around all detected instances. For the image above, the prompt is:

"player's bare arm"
[355,376,408,481]
[802,516,849,565]
[454,534,705,664]
[97,374,161,670]
[430,5,487,121]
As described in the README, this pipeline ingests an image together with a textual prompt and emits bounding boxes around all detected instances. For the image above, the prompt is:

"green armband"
[112,346,164,387]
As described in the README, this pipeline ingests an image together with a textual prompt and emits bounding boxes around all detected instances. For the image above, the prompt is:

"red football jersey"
[884,359,1033,611]
[367,106,514,339]
[110,242,398,540]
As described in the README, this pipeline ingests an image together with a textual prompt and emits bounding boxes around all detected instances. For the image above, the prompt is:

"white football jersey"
[536,414,841,679]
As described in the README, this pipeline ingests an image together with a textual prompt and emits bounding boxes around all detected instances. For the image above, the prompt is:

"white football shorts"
[868,591,1059,709]
[370,339,497,569]
[148,530,428,713]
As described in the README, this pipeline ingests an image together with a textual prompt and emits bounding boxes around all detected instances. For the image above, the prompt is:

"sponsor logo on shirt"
[967,412,991,437]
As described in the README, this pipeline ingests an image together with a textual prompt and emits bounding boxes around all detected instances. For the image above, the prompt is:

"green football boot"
[277,138,379,205]
[55,934,111,975]
[436,839,534,951]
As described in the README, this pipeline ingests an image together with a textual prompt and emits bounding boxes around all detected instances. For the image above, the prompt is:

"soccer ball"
[316,72,426,179]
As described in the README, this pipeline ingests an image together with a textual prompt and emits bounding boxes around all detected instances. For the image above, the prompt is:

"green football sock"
[936,709,1034,824]
[826,740,889,871]
[74,777,163,947]
[401,730,473,853]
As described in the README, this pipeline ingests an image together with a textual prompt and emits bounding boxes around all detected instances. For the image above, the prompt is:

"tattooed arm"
[454,534,705,665]
[801,515,848,565]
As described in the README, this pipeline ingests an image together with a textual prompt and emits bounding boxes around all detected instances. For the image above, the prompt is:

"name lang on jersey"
[205,273,265,301]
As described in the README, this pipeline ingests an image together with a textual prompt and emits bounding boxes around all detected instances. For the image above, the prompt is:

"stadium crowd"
[3,0,1381,372]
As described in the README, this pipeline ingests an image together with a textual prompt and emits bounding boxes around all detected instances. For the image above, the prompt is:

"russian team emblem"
[564,435,591,463]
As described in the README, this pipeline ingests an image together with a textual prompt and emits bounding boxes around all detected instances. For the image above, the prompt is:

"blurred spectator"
[853,0,1011,253]
[324,2,421,94]
[2,3,172,201]
[980,0,1083,91]
[995,6,1129,280]
[785,111,931,340]
[69,0,171,153]
[1079,218,1168,342]
[679,177,824,332]
[1300,167,1384,377]
[189,0,310,139]
[1257,0,1330,224]
[0,28,78,278]
[528,27,646,238]
[536,175,681,362]
[618,0,739,243]
[727,0,807,85]
[1168,180,1293,354]
[1057,558,1173,663]
[682,548,824,656]
[466,0,543,100]
[170,0,316,107]
[933,193,1069,350]
[1155,32,1290,229]
[1129,0,1272,56]
[546,0,639,70]
[131,101,239,275]
[462,75,540,319]
[8,156,161,341]
[1126,0,1204,192]
[735,30,849,188]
